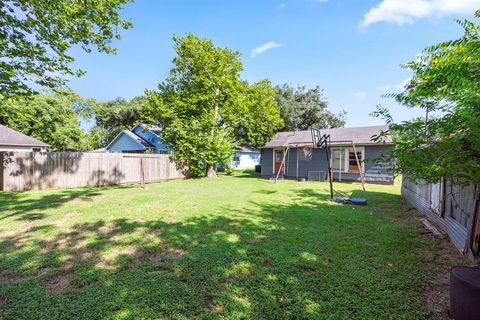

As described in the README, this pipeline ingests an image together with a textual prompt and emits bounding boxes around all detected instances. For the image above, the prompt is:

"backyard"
[0,171,464,319]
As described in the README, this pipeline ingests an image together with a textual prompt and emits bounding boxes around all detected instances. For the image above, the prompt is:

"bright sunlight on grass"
[0,171,460,319]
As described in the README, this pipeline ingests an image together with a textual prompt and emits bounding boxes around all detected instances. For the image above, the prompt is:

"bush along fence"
[0,152,184,192]
[402,176,480,261]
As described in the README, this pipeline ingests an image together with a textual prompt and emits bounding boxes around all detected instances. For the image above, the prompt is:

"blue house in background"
[105,124,171,154]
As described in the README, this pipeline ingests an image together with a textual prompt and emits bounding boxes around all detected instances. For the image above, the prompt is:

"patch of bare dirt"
[46,272,74,294]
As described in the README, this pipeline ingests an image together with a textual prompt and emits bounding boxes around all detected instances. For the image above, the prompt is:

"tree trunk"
[206,165,217,178]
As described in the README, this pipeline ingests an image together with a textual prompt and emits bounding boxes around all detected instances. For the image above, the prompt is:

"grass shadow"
[0,181,462,319]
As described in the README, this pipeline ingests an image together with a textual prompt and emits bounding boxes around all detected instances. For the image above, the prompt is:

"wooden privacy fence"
[402,176,479,259]
[0,152,184,191]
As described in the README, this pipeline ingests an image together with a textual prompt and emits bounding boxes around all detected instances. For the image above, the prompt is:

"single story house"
[0,125,50,152]
[105,124,171,154]
[231,144,260,169]
[260,125,395,184]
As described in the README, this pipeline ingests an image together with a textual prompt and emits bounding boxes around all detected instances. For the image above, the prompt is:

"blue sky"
[69,0,479,128]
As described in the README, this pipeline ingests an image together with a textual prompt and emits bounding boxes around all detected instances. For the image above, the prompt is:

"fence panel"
[1,152,184,192]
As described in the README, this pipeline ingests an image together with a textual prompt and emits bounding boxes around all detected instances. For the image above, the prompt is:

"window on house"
[348,151,363,172]
[331,149,344,171]
[32,148,41,152]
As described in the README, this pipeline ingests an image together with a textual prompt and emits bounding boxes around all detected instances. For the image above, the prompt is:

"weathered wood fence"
[0,152,184,191]
[402,176,479,259]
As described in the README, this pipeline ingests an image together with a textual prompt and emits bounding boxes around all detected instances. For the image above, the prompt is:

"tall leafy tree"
[275,84,346,131]
[372,12,480,184]
[234,80,284,148]
[145,34,247,177]
[0,90,90,150]
[0,0,132,95]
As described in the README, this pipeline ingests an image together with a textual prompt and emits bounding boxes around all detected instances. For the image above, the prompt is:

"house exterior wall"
[231,151,260,169]
[132,126,170,153]
[260,148,273,177]
[108,134,145,153]
[261,144,394,183]
[0,145,48,152]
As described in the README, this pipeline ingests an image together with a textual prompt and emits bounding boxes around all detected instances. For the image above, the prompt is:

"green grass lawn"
[0,171,460,319]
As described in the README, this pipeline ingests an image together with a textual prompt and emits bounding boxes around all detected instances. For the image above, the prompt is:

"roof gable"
[106,130,154,151]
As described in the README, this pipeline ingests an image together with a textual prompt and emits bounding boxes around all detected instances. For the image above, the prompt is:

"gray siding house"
[260,125,394,184]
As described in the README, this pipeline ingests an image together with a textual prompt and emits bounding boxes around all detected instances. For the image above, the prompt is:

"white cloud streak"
[354,92,368,99]
[250,41,282,57]
[360,0,480,28]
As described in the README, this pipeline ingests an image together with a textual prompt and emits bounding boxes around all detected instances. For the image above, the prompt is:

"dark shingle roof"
[263,125,392,148]
[0,125,50,147]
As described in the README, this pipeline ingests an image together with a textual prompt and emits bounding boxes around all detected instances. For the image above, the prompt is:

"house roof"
[0,125,50,147]
[263,125,392,148]
[133,123,162,135]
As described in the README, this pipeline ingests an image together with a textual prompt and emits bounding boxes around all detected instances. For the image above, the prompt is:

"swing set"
[274,128,368,205]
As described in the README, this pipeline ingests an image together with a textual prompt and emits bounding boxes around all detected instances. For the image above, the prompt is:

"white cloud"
[280,3,286,9]
[360,0,480,28]
[376,84,391,91]
[250,41,282,57]
[354,92,368,99]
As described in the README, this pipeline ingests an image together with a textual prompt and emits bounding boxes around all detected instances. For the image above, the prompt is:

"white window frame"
[331,146,365,173]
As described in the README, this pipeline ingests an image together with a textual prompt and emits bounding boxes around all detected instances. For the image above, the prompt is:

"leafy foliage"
[234,80,284,148]
[0,90,91,150]
[145,34,283,176]
[0,0,132,95]
[85,96,146,149]
[372,12,480,184]
[275,84,346,131]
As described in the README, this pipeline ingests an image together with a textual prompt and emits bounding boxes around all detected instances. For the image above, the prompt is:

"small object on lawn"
[332,197,367,206]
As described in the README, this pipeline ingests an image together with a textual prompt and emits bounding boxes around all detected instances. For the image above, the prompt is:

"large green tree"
[275,84,346,131]
[0,90,90,150]
[0,0,132,95]
[372,12,480,185]
[234,80,284,148]
[145,34,243,177]
[145,34,283,177]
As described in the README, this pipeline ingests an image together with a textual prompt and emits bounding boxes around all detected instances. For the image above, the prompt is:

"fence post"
[0,152,4,191]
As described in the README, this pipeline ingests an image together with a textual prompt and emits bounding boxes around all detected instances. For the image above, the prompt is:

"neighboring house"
[105,124,171,154]
[260,125,394,184]
[0,125,50,152]
[231,145,260,169]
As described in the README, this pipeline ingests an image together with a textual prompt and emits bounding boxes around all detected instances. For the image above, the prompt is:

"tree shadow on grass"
[0,185,137,222]
[0,187,437,319]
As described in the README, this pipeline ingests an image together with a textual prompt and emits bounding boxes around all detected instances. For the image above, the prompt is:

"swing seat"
[349,198,368,206]
[332,197,367,206]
